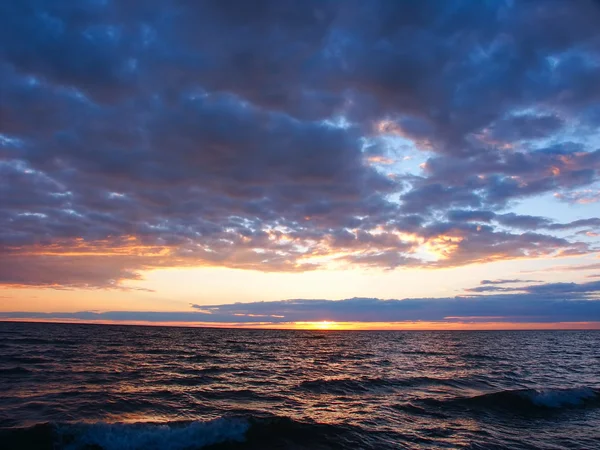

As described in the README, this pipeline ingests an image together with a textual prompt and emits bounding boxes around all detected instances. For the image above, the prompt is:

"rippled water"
[1,322,599,449]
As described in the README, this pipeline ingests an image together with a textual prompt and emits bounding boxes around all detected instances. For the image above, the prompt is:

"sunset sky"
[1,0,600,329]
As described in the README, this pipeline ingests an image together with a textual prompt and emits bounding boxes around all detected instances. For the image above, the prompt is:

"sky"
[1,0,600,330]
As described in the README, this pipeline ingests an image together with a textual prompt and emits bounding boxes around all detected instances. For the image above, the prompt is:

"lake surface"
[1,322,599,449]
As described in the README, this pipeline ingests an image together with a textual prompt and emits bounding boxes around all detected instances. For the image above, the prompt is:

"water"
[1,322,599,449]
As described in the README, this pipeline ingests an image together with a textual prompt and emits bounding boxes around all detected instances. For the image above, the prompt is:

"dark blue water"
[1,322,599,449]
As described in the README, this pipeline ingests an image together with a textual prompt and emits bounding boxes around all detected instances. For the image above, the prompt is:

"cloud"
[555,189,600,205]
[464,286,521,293]
[485,114,565,142]
[480,279,541,285]
[0,253,149,290]
[3,279,600,325]
[524,280,600,296]
[189,279,600,322]
[1,0,599,288]
[522,262,600,273]
[446,210,600,232]
[465,278,543,292]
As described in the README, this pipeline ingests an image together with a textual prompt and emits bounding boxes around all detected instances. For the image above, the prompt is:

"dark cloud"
[407,147,600,215]
[447,210,496,223]
[0,254,146,290]
[466,278,563,293]
[549,218,600,231]
[446,210,600,232]
[199,279,600,322]
[524,280,600,296]
[3,279,600,324]
[486,114,565,142]
[1,0,599,288]
[495,213,553,230]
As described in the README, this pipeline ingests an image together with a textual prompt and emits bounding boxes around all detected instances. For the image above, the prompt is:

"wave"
[157,375,218,387]
[0,366,32,375]
[298,377,392,394]
[297,375,473,395]
[0,415,377,450]
[520,387,600,408]
[4,355,49,364]
[194,388,287,403]
[0,418,248,450]
[3,337,53,345]
[400,350,448,356]
[459,353,501,361]
[423,387,600,413]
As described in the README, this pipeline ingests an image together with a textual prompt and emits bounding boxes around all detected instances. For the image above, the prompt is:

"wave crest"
[0,418,249,450]
[519,387,600,408]
[425,387,600,413]
[0,415,379,450]
[66,418,249,450]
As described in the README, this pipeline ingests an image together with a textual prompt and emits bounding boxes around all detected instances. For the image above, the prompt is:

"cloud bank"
[1,0,600,289]
[3,280,600,326]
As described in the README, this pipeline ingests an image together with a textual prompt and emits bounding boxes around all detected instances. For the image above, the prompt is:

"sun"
[292,320,340,330]
[315,320,335,330]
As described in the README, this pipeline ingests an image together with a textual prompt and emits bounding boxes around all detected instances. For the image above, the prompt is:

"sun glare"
[315,320,335,330]
[294,320,340,330]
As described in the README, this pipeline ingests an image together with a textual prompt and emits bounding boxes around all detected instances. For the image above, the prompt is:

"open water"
[1,322,599,449]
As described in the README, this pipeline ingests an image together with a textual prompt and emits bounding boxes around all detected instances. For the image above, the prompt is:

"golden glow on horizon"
[299,320,340,330]
[285,321,600,330]
[2,254,598,313]
[2,318,600,330]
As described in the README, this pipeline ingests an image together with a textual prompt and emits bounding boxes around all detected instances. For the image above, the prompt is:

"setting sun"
[293,321,341,330]
[314,320,335,330]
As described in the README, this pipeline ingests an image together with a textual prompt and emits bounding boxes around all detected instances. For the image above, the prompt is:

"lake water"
[1,322,599,449]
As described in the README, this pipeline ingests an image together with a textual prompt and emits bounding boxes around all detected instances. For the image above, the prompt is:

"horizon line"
[2,318,600,331]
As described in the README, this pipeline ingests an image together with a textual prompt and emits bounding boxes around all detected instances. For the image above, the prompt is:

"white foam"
[61,417,249,450]
[525,388,597,408]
